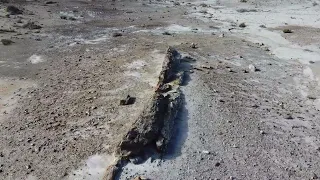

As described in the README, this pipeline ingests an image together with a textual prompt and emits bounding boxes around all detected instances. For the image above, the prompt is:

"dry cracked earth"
[1,0,320,180]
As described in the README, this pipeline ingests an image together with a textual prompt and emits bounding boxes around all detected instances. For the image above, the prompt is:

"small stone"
[22,22,42,30]
[191,43,197,49]
[26,165,31,169]
[215,162,221,167]
[283,29,293,33]
[284,114,294,119]
[45,1,57,4]
[200,3,208,7]
[239,22,246,28]
[264,47,270,51]
[260,130,265,135]
[1,39,14,45]
[248,64,259,72]
[201,65,213,69]
[162,31,172,35]
[202,150,210,154]
[307,95,317,100]
[112,32,122,37]
[312,173,318,179]
[260,25,266,28]
[174,2,180,6]
[157,84,172,92]
[120,95,136,105]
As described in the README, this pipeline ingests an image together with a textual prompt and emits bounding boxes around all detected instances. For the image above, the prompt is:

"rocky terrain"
[1,0,320,180]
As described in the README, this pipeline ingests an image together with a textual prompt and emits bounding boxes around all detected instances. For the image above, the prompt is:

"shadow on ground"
[163,54,194,160]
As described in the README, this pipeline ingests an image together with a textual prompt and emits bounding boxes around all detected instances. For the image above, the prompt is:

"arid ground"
[1,0,320,180]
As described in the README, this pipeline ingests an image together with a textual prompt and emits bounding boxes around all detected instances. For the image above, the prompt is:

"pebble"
[232,144,239,148]
[1,39,14,45]
[202,150,210,154]
[248,64,258,72]
[239,22,246,28]
[112,32,123,37]
[283,29,293,33]
[284,114,294,119]
[191,43,197,49]
[312,173,318,179]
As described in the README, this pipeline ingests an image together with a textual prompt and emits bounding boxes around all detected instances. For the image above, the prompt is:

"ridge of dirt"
[103,47,185,180]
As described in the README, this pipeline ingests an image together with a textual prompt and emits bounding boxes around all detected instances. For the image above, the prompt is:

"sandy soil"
[1,0,320,180]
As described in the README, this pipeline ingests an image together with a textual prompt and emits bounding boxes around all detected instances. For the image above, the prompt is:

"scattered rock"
[162,31,172,35]
[0,29,16,33]
[232,144,239,148]
[260,25,266,28]
[202,150,210,154]
[309,61,315,64]
[173,2,180,6]
[284,114,294,120]
[219,33,225,38]
[60,15,76,21]
[239,22,246,28]
[307,95,317,100]
[313,2,318,6]
[263,47,270,51]
[45,1,57,4]
[283,29,293,33]
[6,5,23,15]
[191,43,197,49]
[1,39,14,45]
[112,32,123,37]
[215,162,221,167]
[157,84,172,92]
[312,173,318,179]
[201,65,213,69]
[248,64,259,72]
[200,3,208,7]
[133,176,148,180]
[260,130,265,135]
[22,22,42,30]
[120,95,136,105]
[237,8,257,13]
